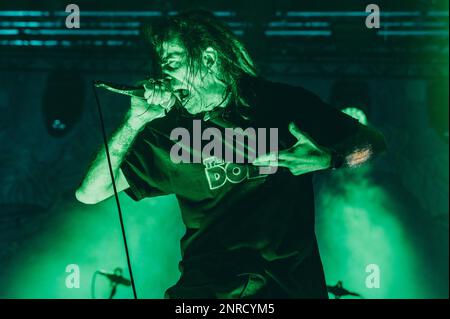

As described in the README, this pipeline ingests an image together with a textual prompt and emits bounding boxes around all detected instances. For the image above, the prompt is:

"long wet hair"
[144,10,258,108]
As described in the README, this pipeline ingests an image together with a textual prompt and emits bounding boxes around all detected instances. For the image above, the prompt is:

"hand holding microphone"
[143,79,177,110]
[95,78,178,129]
[129,79,177,128]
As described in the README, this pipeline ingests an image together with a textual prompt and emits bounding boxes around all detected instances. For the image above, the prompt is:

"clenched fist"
[127,79,177,129]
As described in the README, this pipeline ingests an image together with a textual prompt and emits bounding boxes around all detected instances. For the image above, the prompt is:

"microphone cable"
[92,82,138,299]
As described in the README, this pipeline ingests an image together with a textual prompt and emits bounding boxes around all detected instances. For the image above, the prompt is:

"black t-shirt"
[121,76,361,297]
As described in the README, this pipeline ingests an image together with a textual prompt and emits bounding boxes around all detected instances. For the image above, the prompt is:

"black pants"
[164,246,328,299]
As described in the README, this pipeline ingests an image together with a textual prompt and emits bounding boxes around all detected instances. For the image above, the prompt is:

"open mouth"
[174,89,190,103]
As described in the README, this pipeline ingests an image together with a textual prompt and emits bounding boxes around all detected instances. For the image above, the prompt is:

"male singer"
[76,11,386,298]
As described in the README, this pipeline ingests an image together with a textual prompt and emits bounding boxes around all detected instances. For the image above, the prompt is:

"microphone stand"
[108,267,123,299]
[327,281,363,299]
[109,282,119,299]
[91,267,131,299]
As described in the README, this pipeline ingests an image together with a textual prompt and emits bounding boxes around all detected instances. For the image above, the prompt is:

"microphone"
[94,80,178,110]
[97,268,131,286]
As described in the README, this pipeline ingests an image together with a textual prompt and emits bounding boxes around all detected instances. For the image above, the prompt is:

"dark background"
[0,0,448,298]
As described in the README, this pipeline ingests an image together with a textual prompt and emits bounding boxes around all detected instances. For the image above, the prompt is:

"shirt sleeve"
[121,126,173,201]
[254,79,363,150]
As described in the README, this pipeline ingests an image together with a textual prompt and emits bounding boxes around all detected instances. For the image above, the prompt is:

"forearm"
[330,124,387,169]
[76,112,147,203]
